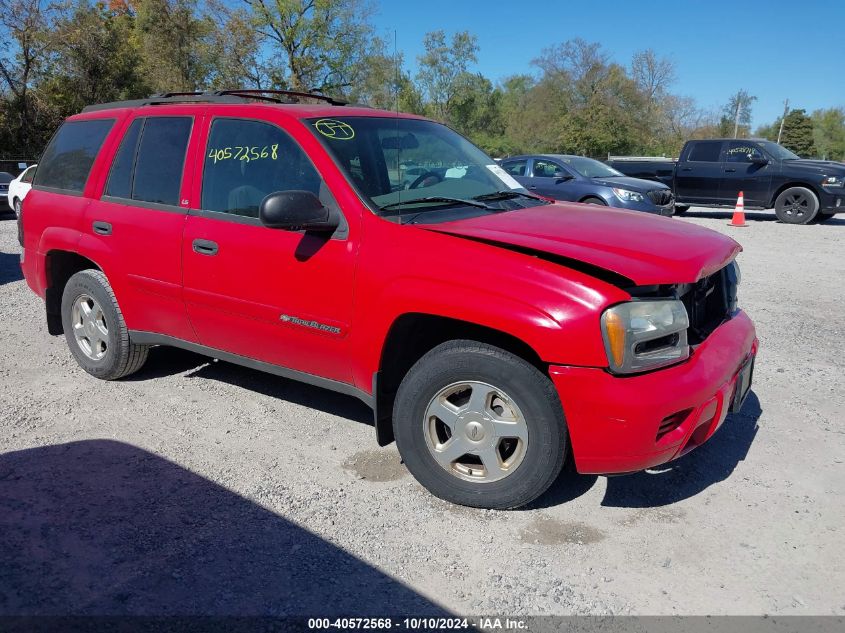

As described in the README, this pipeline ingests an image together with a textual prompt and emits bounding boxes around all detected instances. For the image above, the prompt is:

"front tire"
[815,211,837,223]
[774,187,819,224]
[61,269,148,380]
[673,205,690,216]
[581,197,606,206]
[393,340,567,509]
[13,198,22,219]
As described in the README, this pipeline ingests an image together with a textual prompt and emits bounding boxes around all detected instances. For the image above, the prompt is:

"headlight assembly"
[601,300,690,374]
[821,175,844,187]
[611,188,644,203]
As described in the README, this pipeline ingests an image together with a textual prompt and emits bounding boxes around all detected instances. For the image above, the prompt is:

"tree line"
[1,0,843,162]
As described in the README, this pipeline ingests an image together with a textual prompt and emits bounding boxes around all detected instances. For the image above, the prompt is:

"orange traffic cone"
[729,191,747,227]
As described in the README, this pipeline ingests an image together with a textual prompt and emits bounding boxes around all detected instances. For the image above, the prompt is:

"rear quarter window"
[33,119,115,193]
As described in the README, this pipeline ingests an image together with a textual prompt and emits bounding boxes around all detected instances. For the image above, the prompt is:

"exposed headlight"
[611,188,644,203]
[821,176,844,187]
[601,300,690,374]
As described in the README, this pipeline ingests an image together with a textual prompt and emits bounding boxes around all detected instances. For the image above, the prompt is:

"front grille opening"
[656,408,693,441]
[634,333,679,355]
[681,266,735,344]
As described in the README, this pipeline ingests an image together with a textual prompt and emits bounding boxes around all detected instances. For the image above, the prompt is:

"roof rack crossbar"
[214,89,348,106]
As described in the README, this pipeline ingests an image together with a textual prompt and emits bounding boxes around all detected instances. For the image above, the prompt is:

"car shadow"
[680,210,777,222]
[681,210,845,226]
[0,250,23,286]
[129,345,373,425]
[529,391,762,510]
[600,391,762,508]
[0,439,447,617]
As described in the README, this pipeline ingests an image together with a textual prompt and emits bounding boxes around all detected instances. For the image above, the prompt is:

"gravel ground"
[0,207,843,616]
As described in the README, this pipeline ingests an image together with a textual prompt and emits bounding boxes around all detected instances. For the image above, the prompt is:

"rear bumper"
[550,310,758,474]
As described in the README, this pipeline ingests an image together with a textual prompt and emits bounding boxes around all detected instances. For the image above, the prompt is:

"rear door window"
[33,119,115,193]
[501,160,527,177]
[105,119,143,199]
[132,117,193,205]
[687,141,723,162]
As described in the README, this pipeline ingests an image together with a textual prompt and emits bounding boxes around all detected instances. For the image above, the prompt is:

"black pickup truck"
[607,139,845,224]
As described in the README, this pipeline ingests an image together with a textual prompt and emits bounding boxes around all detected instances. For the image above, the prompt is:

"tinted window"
[687,141,722,162]
[533,159,564,178]
[33,119,114,192]
[501,160,527,177]
[202,118,322,218]
[132,117,192,206]
[725,142,765,163]
[105,119,143,199]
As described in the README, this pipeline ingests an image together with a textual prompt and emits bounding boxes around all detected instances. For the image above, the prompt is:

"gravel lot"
[1,207,843,617]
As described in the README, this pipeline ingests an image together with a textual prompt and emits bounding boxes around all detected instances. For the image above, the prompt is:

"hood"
[590,175,668,192]
[782,159,845,175]
[425,204,741,286]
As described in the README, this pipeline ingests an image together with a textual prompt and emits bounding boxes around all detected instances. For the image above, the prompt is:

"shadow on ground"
[129,346,372,425]
[0,250,23,286]
[0,440,445,616]
[531,391,762,509]
[680,209,845,226]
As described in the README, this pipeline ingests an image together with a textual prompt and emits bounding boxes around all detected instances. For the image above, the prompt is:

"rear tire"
[13,198,22,219]
[61,269,149,380]
[393,340,567,509]
[673,205,690,216]
[774,187,819,224]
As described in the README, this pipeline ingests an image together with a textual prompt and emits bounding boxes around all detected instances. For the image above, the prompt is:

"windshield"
[307,116,544,216]
[557,156,623,178]
[757,141,801,161]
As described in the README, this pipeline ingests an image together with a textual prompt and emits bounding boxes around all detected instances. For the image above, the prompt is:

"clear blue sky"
[372,0,845,127]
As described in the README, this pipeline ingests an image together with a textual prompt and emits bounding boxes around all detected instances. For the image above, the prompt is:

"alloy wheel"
[70,294,109,360]
[423,380,529,483]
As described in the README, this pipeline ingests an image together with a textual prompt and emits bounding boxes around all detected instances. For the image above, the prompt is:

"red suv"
[19,91,758,509]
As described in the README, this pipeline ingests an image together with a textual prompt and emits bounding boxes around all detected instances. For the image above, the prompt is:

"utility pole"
[733,96,742,139]
[777,98,789,144]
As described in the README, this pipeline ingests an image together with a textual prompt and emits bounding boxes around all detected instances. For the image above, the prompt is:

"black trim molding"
[128,331,374,408]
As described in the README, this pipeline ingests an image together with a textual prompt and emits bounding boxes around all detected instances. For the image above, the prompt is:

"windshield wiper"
[473,190,546,202]
[380,196,495,212]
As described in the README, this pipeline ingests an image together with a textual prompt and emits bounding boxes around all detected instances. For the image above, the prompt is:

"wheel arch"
[44,250,103,335]
[372,312,547,446]
[578,194,608,205]
[769,181,821,209]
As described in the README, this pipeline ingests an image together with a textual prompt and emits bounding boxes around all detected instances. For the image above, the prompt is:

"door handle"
[724,168,736,173]
[680,167,692,172]
[192,239,219,256]
[92,221,112,235]
[527,185,537,190]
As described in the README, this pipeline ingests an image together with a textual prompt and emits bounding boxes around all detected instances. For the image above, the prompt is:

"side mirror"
[749,154,769,165]
[259,190,338,232]
[554,174,573,183]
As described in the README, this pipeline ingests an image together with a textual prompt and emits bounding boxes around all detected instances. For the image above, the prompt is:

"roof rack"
[214,89,349,106]
[81,89,350,113]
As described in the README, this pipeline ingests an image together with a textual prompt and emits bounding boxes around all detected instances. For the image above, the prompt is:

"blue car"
[499,154,675,216]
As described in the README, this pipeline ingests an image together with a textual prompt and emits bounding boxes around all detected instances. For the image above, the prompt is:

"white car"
[6,164,36,217]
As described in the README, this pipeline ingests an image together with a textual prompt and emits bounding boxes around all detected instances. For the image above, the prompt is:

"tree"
[415,30,479,123]
[133,0,213,93]
[42,2,146,113]
[722,89,757,138]
[811,107,845,161]
[780,108,817,157]
[206,1,269,89]
[243,0,380,94]
[0,0,53,155]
